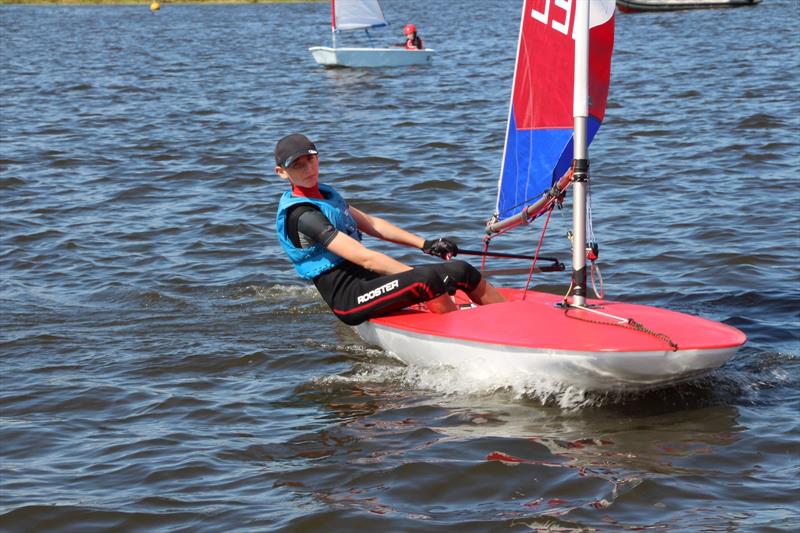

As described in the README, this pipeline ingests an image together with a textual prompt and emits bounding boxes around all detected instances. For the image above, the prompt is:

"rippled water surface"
[1,1,799,531]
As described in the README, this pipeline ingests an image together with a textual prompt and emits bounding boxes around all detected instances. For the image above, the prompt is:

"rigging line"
[521,206,555,301]
[583,177,603,299]
[568,304,627,324]
[564,304,680,351]
[590,261,605,299]
[562,279,575,305]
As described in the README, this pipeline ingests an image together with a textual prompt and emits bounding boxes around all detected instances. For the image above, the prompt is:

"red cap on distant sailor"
[275,134,318,168]
[403,23,416,35]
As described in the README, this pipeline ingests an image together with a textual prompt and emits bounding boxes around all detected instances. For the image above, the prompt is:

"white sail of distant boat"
[354,0,746,391]
[309,0,435,68]
[332,0,387,31]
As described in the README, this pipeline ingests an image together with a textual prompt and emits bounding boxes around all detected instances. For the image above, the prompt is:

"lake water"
[1,1,798,531]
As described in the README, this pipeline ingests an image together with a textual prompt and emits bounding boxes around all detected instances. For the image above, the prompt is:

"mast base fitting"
[555,301,604,310]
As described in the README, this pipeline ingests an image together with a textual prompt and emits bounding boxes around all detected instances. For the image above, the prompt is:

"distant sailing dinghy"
[616,0,760,13]
[309,0,434,68]
[354,0,746,391]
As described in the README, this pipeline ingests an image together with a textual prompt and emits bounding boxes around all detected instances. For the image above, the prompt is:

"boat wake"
[233,283,328,316]
[236,283,319,302]
[320,359,620,410]
[316,345,796,412]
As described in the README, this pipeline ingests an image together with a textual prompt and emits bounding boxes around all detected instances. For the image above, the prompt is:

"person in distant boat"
[274,133,505,326]
[402,23,424,50]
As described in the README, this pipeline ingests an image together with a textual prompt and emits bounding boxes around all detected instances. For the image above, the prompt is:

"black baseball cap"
[275,133,318,168]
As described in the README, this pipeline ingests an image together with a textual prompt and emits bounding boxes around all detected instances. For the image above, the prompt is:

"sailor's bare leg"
[468,279,506,305]
[426,293,458,313]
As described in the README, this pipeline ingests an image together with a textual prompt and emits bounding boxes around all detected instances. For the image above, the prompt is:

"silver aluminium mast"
[571,0,590,306]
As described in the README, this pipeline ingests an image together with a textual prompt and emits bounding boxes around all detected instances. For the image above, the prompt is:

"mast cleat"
[587,242,599,261]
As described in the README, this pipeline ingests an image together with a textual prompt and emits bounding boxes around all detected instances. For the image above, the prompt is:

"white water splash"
[324,357,604,411]
[249,283,320,302]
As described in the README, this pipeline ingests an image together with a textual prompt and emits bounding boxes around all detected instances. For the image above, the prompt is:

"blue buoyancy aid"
[276,183,362,280]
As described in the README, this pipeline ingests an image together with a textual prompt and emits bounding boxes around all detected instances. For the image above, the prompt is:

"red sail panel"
[513,0,614,129]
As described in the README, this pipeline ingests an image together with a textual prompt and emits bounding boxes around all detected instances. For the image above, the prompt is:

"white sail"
[333,0,388,32]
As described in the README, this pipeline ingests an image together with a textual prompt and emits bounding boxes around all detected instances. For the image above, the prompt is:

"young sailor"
[274,133,505,326]
[402,23,424,50]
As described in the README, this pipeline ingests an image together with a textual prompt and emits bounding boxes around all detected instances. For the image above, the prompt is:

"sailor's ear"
[275,165,290,180]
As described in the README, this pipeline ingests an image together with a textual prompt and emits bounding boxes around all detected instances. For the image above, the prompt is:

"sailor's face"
[276,154,319,187]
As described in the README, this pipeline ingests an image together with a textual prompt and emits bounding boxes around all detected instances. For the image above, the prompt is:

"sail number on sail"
[531,0,575,38]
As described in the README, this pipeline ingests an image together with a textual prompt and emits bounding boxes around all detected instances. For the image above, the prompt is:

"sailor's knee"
[418,267,447,296]
[447,260,482,292]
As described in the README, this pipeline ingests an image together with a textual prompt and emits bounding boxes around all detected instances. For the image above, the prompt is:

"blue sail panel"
[497,110,602,221]
[497,110,571,221]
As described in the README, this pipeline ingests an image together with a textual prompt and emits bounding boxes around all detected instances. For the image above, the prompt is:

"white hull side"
[309,46,435,68]
[354,322,738,391]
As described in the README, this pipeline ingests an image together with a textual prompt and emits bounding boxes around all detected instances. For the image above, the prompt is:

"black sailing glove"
[421,238,459,260]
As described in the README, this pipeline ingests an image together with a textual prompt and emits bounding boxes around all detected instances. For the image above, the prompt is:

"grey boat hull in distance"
[616,0,760,13]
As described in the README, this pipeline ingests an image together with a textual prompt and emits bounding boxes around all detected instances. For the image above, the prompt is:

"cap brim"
[282,149,318,168]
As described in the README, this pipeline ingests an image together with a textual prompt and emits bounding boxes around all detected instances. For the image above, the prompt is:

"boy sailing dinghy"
[309,0,435,68]
[354,0,745,391]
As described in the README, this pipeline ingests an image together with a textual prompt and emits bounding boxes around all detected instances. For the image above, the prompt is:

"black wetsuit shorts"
[314,259,482,326]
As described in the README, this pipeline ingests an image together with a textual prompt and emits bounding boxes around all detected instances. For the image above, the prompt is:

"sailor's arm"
[349,206,425,249]
[325,231,412,275]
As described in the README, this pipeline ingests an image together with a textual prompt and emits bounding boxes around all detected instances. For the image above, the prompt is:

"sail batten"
[331,0,388,32]
[493,0,615,227]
